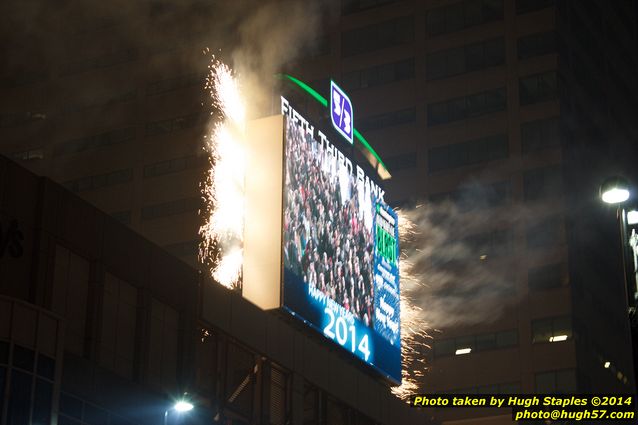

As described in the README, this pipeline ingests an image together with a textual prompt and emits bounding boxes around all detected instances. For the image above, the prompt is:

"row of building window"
[429,181,510,211]
[439,369,576,394]
[51,245,180,393]
[528,262,564,291]
[439,382,521,395]
[63,169,133,193]
[59,392,137,425]
[434,329,518,357]
[60,49,138,77]
[428,133,508,172]
[54,127,136,157]
[428,87,507,126]
[356,107,415,132]
[140,196,200,221]
[435,316,572,358]
[341,0,399,15]
[426,0,503,37]
[146,73,205,96]
[143,154,207,178]
[52,113,203,158]
[383,152,417,172]
[0,341,55,425]
[341,16,414,57]
[145,113,202,137]
[61,89,137,116]
[427,37,504,80]
[427,73,557,126]
[341,58,414,91]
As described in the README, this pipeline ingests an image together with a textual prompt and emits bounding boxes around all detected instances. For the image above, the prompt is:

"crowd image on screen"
[283,120,376,327]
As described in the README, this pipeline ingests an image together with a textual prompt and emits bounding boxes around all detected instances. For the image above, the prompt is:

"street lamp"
[600,176,630,204]
[164,399,194,425]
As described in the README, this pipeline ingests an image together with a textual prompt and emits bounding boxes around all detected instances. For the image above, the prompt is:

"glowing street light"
[164,399,194,425]
[600,176,630,204]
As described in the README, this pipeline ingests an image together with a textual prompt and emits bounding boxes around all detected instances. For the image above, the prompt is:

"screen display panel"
[281,102,401,383]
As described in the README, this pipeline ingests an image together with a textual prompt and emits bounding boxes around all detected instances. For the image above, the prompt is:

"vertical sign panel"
[280,103,400,383]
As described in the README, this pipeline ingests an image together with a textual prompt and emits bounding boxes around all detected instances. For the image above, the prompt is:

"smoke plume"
[399,181,557,330]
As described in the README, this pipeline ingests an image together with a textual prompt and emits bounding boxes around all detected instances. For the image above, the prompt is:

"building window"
[357,107,416,132]
[433,329,518,357]
[532,316,572,343]
[519,71,558,105]
[110,210,132,225]
[444,382,521,395]
[341,16,414,57]
[430,180,510,211]
[147,298,179,391]
[521,117,560,153]
[225,343,255,418]
[270,365,288,425]
[54,127,136,156]
[426,0,503,36]
[517,31,556,60]
[516,0,554,15]
[1,343,56,425]
[384,152,418,172]
[164,240,199,258]
[145,113,202,137]
[528,263,563,291]
[99,273,138,379]
[63,169,133,193]
[60,48,138,76]
[341,0,399,15]
[59,392,137,425]
[535,369,577,393]
[196,328,218,397]
[141,197,199,221]
[11,148,44,161]
[428,88,506,126]
[428,133,508,172]
[463,228,512,258]
[143,155,207,178]
[51,245,90,356]
[61,89,136,116]
[341,58,414,91]
[526,215,563,249]
[523,165,563,201]
[0,112,46,128]
[146,73,204,96]
[427,37,505,80]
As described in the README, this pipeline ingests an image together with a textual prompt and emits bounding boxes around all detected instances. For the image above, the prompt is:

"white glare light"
[602,188,630,204]
[604,361,611,369]
[455,348,472,355]
[174,401,194,412]
[549,335,568,342]
[627,210,638,225]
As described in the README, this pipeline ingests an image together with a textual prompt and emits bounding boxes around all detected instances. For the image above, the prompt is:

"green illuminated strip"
[278,74,388,173]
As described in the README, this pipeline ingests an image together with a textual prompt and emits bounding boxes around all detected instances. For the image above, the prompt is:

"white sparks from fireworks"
[199,56,246,289]
[198,55,431,397]
[391,209,431,400]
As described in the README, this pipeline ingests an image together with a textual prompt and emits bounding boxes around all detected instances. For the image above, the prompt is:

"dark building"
[0,155,426,424]
[1,0,638,424]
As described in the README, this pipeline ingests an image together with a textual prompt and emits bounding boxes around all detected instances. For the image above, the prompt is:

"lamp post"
[600,176,637,314]
[164,400,194,425]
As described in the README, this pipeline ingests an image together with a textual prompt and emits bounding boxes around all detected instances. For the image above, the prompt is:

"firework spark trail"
[199,55,247,289]
[392,208,431,399]
[198,54,431,397]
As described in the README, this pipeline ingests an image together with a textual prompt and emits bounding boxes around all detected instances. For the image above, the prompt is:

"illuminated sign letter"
[330,81,354,144]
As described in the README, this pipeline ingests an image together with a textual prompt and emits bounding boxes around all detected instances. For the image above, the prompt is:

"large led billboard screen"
[280,101,401,383]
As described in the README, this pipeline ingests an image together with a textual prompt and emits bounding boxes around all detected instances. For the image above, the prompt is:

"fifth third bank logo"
[330,81,354,144]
